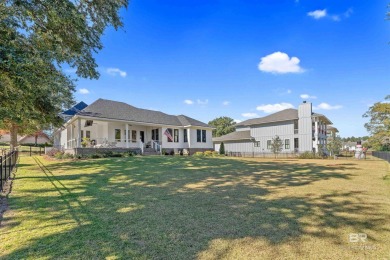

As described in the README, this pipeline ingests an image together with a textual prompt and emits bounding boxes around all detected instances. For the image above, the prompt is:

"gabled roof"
[236,108,332,127]
[76,99,211,128]
[213,130,252,142]
[19,131,50,142]
[62,101,88,116]
[236,109,298,127]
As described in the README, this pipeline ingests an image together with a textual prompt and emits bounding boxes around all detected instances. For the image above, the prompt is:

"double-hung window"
[267,140,272,149]
[196,130,207,143]
[115,129,121,142]
[167,128,173,142]
[285,139,290,149]
[184,129,188,143]
[174,129,179,143]
[132,130,137,143]
[202,130,206,142]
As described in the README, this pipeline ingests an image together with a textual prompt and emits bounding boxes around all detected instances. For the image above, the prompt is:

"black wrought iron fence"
[17,145,44,156]
[372,151,390,163]
[0,149,19,192]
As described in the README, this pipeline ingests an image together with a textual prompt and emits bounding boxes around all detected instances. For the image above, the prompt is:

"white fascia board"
[69,115,212,129]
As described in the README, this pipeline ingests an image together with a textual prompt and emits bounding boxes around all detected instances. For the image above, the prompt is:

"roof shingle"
[236,109,298,127]
[212,130,252,142]
[77,99,210,127]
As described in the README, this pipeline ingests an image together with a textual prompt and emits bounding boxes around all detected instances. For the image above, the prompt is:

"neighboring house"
[53,98,214,155]
[19,132,51,145]
[342,140,368,151]
[213,101,336,154]
[326,126,339,138]
[0,130,51,145]
[342,142,357,151]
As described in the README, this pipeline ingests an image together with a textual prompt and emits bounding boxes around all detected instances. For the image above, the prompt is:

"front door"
[140,131,145,143]
[151,129,159,141]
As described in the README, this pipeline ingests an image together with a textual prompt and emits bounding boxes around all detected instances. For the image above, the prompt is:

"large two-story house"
[213,101,336,155]
[54,99,214,155]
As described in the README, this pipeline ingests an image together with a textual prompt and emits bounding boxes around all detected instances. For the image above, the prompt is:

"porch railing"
[66,138,144,150]
[151,140,162,154]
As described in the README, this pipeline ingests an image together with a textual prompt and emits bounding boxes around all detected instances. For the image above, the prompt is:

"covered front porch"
[63,117,163,154]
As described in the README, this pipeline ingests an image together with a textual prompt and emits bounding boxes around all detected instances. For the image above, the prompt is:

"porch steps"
[143,148,161,156]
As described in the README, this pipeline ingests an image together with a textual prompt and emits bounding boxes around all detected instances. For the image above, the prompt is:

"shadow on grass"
[2,156,388,259]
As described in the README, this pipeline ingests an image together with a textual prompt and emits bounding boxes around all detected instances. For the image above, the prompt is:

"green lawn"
[1,156,390,259]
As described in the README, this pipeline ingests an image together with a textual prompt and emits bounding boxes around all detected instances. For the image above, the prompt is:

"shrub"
[102,151,113,158]
[219,142,225,155]
[204,150,214,156]
[125,151,135,157]
[299,151,321,159]
[81,138,90,148]
[169,150,174,156]
[194,151,204,156]
[21,143,52,148]
[54,151,64,159]
[111,153,123,157]
[91,153,102,159]
[62,153,74,159]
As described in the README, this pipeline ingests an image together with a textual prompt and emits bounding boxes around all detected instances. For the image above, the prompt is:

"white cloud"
[258,52,304,74]
[184,99,194,105]
[222,101,230,106]
[300,94,317,99]
[307,9,327,19]
[234,119,242,123]
[79,88,90,94]
[313,102,342,110]
[256,103,295,113]
[197,99,209,105]
[106,68,127,78]
[308,8,352,21]
[242,113,259,118]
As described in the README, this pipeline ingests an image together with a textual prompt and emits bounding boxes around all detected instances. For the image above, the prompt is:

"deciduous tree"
[327,135,342,157]
[0,0,128,149]
[363,95,390,150]
[208,117,236,137]
[270,135,283,158]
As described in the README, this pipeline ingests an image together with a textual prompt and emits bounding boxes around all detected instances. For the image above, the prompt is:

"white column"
[314,119,319,151]
[187,128,191,148]
[126,124,129,148]
[71,124,73,148]
[77,118,81,148]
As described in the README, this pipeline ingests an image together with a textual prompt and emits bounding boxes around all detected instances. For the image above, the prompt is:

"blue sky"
[71,0,390,137]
